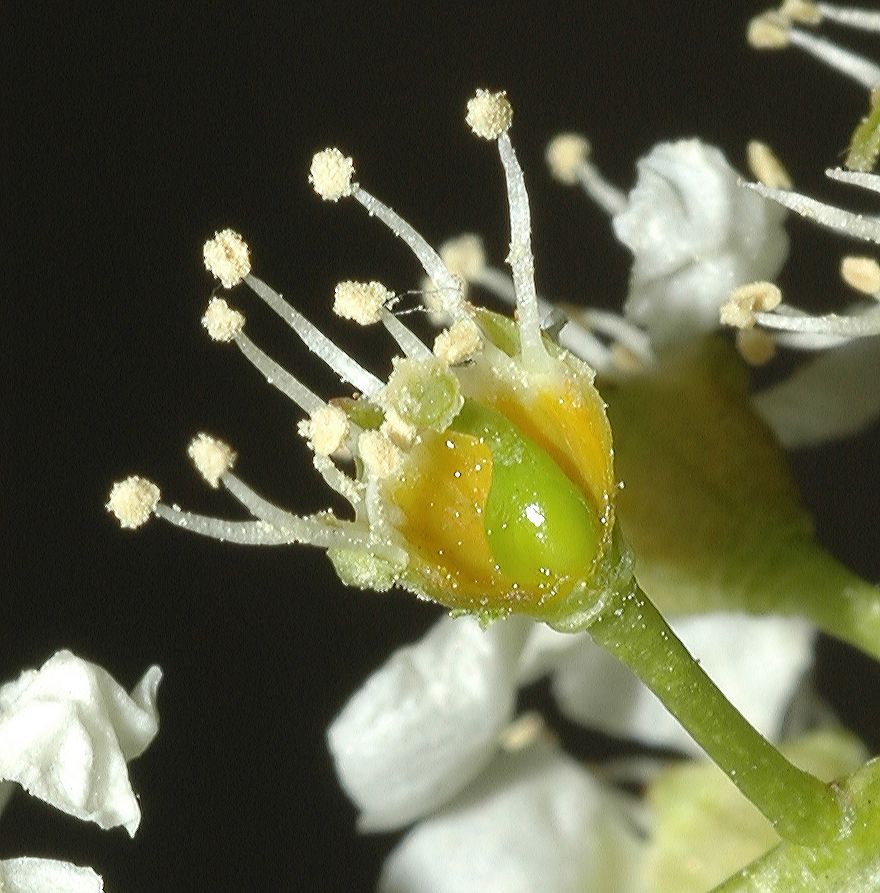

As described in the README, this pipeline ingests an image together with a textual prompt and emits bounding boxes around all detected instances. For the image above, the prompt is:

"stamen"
[841,255,880,293]
[309,148,357,201]
[747,140,794,189]
[438,233,487,283]
[748,12,791,48]
[750,9,880,87]
[756,303,880,336]
[299,404,350,457]
[546,133,627,215]
[380,308,433,360]
[154,506,292,544]
[814,3,880,32]
[221,471,365,549]
[720,281,783,329]
[746,180,880,244]
[465,89,513,140]
[786,25,880,88]
[826,166,880,195]
[780,1,822,25]
[736,328,778,365]
[333,280,392,326]
[234,329,325,414]
[244,273,383,396]
[312,453,365,510]
[203,230,251,289]
[308,148,464,315]
[106,476,161,529]
[358,430,403,480]
[187,433,237,488]
[202,297,245,342]
[433,318,483,365]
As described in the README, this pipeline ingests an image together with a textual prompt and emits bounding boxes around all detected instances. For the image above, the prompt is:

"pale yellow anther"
[187,433,237,488]
[747,140,793,190]
[747,12,790,49]
[202,297,245,342]
[736,328,778,366]
[358,430,403,479]
[841,256,880,295]
[380,407,418,450]
[465,89,513,140]
[438,234,487,282]
[309,148,356,201]
[333,280,393,326]
[106,476,160,529]
[203,229,251,289]
[720,281,783,329]
[545,134,592,185]
[300,404,350,457]
[433,318,483,365]
[779,0,822,25]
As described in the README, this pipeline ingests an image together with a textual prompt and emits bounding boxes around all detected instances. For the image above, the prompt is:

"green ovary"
[451,400,600,587]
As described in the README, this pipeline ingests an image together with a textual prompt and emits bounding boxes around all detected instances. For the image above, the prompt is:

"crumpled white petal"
[0,650,162,836]
[327,614,531,831]
[613,140,789,344]
[548,614,814,755]
[0,858,104,893]
[378,741,645,893]
[753,335,880,447]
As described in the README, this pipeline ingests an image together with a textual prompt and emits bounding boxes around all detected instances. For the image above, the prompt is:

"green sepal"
[846,91,880,173]
[602,338,880,658]
[646,730,868,893]
[327,547,400,592]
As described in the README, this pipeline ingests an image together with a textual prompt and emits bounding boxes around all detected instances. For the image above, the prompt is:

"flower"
[613,140,789,345]
[543,135,789,348]
[110,90,630,630]
[726,1,880,447]
[0,651,162,890]
[327,609,815,891]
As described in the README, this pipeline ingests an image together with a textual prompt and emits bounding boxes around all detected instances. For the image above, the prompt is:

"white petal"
[327,615,531,831]
[752,336,880,447]
[0,858,104,893]
[378,742,644,893]
[551,615,814,755]
[0,651,162,836]
[614,140,788,344]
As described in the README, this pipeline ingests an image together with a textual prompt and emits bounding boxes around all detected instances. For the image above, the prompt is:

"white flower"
[0,651,162,889]
[329,611,813,890]
[378,740,643,893]
[613,140,789,345]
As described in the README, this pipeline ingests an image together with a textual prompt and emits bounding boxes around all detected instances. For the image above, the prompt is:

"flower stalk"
[586,578,846,846]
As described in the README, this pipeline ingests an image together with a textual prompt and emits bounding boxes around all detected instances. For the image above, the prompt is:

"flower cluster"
[105,12,880,887]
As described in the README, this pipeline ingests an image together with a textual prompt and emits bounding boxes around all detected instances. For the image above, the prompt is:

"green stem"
[589,580,846,845]
[749,538,880,663]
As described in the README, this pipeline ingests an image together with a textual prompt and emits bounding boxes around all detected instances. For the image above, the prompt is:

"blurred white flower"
[378,740,644,893]
[613,140,789,345]
[0,858,105,893]
[0,651,162,890]
[329,611,813,891]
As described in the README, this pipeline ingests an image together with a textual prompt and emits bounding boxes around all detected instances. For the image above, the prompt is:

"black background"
[5,2,880,890]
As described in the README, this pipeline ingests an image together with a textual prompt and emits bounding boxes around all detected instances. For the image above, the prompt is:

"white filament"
[497,133,549,370]
[245,274,383,396]
[234,330,325,414]
[789,27,880,88]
